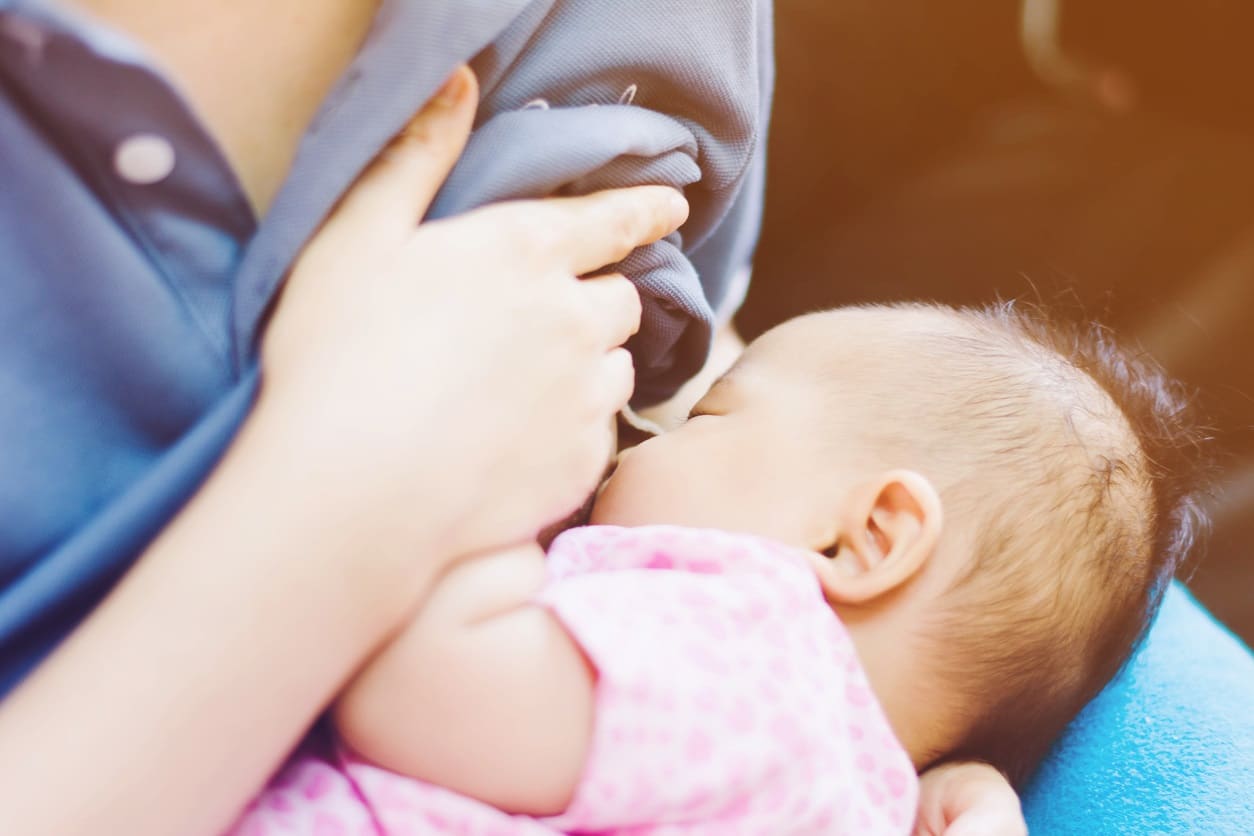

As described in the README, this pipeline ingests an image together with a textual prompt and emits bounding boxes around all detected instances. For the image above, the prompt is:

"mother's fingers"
[596,347,637,416]
[564,187,689,276]
[330,65,478,240]
[577,274,642,350]
[485,186,688,277]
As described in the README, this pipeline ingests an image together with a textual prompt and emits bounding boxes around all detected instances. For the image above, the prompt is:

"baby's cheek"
[590,450,686,527]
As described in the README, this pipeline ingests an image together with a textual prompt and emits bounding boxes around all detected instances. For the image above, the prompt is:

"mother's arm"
[0,68,687,836]
[0,397,459,836]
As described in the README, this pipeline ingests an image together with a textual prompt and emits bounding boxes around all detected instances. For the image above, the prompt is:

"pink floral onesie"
[228,526,919,835]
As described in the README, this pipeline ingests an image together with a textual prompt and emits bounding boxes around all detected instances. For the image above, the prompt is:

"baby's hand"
[914,762,1026,836]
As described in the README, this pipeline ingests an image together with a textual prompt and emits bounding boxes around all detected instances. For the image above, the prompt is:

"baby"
[232,302,1208,834]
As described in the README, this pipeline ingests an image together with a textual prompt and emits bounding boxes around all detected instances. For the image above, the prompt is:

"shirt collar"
[229,0,534,367]
[2,0,153,65]
[1,0,536,368]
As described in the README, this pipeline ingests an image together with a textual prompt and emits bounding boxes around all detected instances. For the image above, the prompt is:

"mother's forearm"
[0,407,457,836]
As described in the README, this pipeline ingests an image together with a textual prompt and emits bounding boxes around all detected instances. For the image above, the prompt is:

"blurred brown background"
[738,0,1254,642]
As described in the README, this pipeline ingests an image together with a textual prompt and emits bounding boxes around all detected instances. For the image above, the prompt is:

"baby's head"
[593,303,1210,784]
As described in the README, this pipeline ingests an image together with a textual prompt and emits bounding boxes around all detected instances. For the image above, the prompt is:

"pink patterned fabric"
[228,526,918,835]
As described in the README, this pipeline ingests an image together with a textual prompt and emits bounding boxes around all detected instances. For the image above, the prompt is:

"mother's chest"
[0,136,238,571]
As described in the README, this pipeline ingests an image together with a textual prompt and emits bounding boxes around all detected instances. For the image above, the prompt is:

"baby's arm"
[333,544,594,818]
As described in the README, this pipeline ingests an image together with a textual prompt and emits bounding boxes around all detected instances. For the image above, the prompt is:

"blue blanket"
[1024,582,1254,833]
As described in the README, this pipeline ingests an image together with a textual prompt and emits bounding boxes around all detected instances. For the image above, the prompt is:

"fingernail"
[434,65,471,107]
[668,190,690,225]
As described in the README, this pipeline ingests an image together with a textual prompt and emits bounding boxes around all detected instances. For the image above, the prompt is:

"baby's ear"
[814,470,942,605]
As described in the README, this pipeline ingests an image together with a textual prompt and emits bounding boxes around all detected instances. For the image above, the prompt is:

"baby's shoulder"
[544,525,842,645]
[549,524,812,580]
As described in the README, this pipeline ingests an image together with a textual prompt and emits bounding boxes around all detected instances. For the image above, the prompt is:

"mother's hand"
[0,66,687,836]
[260,65,689,562]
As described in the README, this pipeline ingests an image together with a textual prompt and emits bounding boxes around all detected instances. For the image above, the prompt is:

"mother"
[0,2,1020,834]
[0,0,684,830]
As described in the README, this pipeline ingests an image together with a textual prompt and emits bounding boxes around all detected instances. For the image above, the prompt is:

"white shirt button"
[114,134,177,185]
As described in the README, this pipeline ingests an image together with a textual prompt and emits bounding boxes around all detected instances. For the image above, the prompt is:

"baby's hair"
[854,301,1213,786]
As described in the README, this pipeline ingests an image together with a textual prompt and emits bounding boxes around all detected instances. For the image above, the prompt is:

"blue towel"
[1024,582,1254,833]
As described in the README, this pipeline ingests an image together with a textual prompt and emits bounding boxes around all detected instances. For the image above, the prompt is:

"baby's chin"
[584,473,645,529]
[586,495,697,531]
[584,466,709,531]
[584,493,620,528]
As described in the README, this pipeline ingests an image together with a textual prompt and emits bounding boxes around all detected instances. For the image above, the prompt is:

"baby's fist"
[914,761,1026,836]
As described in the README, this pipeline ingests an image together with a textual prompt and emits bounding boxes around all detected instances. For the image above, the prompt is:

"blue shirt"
[0,0,772,695]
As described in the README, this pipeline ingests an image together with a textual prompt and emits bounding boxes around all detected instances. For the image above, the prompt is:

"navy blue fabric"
[0,0,772,696]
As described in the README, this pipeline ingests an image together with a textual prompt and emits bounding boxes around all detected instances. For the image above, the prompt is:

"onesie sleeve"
[428,0,774,406]
[536,527,920,834]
